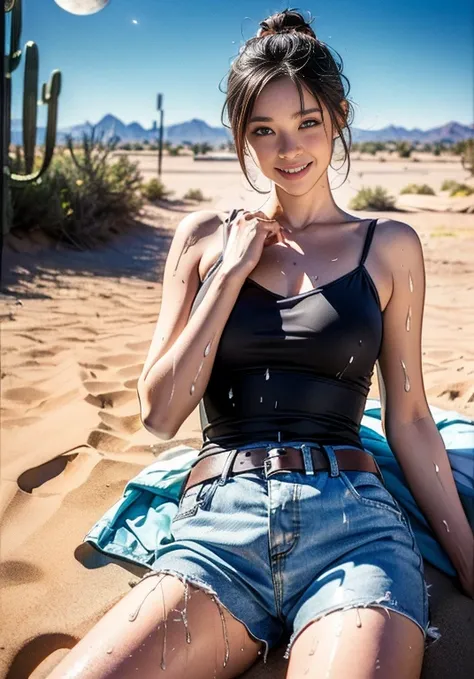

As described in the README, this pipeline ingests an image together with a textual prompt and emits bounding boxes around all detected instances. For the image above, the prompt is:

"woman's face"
[245,77,342,193]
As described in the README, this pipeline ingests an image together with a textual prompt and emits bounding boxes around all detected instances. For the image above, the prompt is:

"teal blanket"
[84,399,474,578]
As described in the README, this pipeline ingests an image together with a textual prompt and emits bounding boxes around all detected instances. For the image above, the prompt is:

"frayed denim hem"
[140,568,271,665]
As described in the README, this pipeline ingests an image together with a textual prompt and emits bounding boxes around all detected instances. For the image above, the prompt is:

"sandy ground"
[1,154,474,678]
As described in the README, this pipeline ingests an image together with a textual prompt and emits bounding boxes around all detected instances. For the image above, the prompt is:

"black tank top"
[190,209,383,458]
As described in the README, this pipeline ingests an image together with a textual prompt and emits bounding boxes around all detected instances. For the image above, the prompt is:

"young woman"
[48,8,473,679]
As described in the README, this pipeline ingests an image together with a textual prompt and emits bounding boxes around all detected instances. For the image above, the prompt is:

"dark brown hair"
[221,7,354,193]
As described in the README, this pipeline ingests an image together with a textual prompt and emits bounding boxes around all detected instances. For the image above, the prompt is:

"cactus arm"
[22,41,38,174]
[7,0,22,73]
[11,69,61,185]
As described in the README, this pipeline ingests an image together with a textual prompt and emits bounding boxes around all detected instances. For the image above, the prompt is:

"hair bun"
[257,8,316,40]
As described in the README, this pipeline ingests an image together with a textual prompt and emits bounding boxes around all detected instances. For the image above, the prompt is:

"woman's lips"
[275,162,313,180]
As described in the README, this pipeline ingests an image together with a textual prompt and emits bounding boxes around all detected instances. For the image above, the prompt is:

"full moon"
[54,0,110,15]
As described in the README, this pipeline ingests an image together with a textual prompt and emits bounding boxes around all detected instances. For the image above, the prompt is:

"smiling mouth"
[275,162,313,178]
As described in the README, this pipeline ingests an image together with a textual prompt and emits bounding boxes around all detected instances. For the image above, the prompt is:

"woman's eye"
[253,119,320,136]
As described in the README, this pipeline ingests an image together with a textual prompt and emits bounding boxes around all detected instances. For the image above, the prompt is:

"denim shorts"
[145,441,441,663]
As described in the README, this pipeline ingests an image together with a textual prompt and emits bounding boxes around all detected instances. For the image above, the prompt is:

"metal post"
[156,92,163,178]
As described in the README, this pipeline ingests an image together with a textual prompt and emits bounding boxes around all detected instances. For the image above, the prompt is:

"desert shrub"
[168,145,183,156]
[396,142,412,158]
[440,179,459,191]
[450,183,474,197]
[348,186,397,211]
[400,184,435,195]
[141,177,174,202]
[11,128,144,248]
[183,188,206,201]
[439,180,474,196]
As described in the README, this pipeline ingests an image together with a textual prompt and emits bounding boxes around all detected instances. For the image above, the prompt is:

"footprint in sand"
[84,389,137,409]
[3,386,49,403]
[17,449,98,494]
[87,430,129,454]
[125,340,152,352]
[97,353,138,368]
[82,381,123,395]
[116,363,143,379]
[7,633,77,678]
[98,411,142,435]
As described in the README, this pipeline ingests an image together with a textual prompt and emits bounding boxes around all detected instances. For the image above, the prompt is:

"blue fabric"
[84,399,474,577]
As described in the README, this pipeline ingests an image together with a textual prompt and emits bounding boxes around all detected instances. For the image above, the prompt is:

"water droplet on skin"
[406,306,412,331]
[355,608,362,628]
[211,595,230,667]
[434,463,439,473]
[106,648,114,654]
[336,355,354,379]
[190,383,195,395]
[309,636,319,655]
[204,341,212,357]
[265,368,270,380]
[442,520,450,532]
[400,359,411,392]
[228,387,233,399]
[409,271,414,293]
[331,258,338,262]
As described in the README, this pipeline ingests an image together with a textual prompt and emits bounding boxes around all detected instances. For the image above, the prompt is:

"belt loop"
[323,445,340,477]
[301,444,315,475]
[218,449,239,486]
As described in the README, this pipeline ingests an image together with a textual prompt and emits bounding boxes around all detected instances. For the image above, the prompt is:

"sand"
[1,154,473,678]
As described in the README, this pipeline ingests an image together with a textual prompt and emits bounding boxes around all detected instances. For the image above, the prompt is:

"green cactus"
[3,0,62,233]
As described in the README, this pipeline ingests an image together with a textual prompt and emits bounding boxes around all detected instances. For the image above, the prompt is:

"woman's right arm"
[137,210,246,440]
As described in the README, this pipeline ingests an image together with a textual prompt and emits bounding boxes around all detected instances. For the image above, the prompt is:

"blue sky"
[8,0,473,132]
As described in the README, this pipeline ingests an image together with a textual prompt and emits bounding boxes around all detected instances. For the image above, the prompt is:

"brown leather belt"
[181,445,383,496]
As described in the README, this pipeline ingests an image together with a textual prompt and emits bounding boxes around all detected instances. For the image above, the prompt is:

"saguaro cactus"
[3,0,62,233]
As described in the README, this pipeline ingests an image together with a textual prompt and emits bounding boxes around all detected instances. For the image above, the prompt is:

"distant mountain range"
[10,115,474,146]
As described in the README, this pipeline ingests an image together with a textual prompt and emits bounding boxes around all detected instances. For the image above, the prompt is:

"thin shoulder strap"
[359,219,378,266]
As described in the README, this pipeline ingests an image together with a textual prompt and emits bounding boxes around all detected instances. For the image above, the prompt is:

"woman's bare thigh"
[46,572,263,679]
[286,606,425,679]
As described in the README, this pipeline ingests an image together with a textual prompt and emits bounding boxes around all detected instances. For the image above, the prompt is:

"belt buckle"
[263,447,288,478]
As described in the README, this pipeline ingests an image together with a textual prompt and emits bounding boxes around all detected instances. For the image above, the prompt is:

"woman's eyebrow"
[249,107,322,123]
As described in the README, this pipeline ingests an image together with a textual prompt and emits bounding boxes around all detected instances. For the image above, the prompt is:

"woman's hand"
[220,209,282,278]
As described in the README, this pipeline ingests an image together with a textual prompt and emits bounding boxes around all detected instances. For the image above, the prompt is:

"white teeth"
[280,163,309,174]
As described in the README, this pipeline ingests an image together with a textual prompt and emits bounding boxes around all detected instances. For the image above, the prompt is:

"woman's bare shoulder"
[373,218,422,263]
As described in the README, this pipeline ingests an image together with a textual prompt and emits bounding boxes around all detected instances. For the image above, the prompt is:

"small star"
[132,19,138,25]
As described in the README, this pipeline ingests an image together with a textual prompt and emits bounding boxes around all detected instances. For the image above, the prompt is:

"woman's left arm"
[375,220,473,598]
